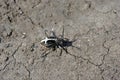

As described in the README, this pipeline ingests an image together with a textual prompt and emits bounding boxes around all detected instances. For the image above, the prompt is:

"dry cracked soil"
[0,0,120,80]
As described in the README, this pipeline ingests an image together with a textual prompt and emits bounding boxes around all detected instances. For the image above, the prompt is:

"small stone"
[3,24,13,37]
[22,32,26,38]
[30,43,36,52]
[28,58,34,65]
[5,57,9,62]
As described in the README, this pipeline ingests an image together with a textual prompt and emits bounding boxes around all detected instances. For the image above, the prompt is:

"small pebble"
[22,32,26,38]
[4,24,13,37]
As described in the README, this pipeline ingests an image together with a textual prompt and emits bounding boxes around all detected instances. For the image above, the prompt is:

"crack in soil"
[0,43,22,72]
[12,43,22,66]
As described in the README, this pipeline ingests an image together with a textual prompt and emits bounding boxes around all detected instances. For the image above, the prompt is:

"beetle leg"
[44,30,49,37]
[71,45,81,51]
[59,49,62,56]
[61,26,64,39]
[41,50,51,62]
[58,43,68,53]
[71,33,80,42]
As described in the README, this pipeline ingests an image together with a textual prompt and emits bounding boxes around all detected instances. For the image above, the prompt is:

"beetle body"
[40,28,77,61]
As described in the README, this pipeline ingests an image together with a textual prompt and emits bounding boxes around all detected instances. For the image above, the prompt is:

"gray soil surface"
[0,0,120,80]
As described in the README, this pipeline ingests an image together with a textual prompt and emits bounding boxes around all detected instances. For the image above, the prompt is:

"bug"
[40,27,80,61]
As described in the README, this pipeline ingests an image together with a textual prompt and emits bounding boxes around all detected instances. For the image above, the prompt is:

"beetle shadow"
[58,36,81,56]
[57,27,81,57]
[59,26,81,50]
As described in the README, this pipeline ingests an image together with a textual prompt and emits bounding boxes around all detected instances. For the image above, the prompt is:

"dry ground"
[0,0,120,80]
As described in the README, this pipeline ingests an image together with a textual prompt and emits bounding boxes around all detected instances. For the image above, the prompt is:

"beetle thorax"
[41,37,58,47]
